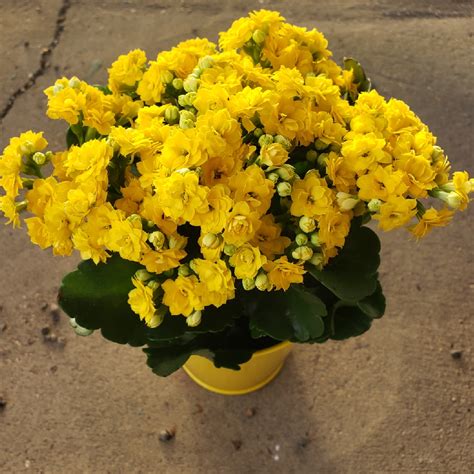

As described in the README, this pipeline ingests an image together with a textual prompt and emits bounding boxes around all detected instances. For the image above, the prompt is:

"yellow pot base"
[183,360,285,396]
[182,341,292,395]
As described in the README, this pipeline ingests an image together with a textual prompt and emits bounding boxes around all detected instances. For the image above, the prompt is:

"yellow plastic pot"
[182,341,292,395]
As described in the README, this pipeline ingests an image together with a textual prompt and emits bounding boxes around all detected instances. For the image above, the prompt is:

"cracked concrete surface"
[0,1,473,473]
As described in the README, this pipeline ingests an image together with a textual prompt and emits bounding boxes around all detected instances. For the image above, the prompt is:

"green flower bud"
[273,135,292,151]
[69,318,94,337]
[276,164,296,181]
[317,153,329,168]
[253,127,264,139]
[306,149,318,163]
[147,280,161,291]
[329,143,341,153]
[336,192,360,211]
[68,77,81,89]
[292,245,313,261]
[431,145,444,161]
[183,76,199,92]
[310,232,320,247]
[164,106,180,124]
[202,233,221,249]
[45,151,54,160]
[186,310,202,327]
[309,252,324,267]
[299,216,316,233]
[252,29,266,44]
[134,269,153,282]
[223,243,236,256]
[150,305,168,328]
[53,83,64,95]
[178,264,192,277]
[172,78,183,90]
[314,138,328,151]
[148,231,166,250]
[295,233,308,246]
[32,152,46,165]
[446,192,462,209]
[127,214,142,225]
[161,70,174,84]
[19,141,34,156]
[198,55,214,70]
[242,277,256,291]
[267,172,279,184]
[258,134,274,147]
[277,181,292,197]
[179,109,196,129]
[15,200,27,212]
[368,199,382,213]
[255,273,270,291]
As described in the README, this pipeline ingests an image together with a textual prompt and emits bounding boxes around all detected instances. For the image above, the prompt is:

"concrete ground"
[0,1,473,472]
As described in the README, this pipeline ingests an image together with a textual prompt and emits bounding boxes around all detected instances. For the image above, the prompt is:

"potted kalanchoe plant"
[1,10,472,395]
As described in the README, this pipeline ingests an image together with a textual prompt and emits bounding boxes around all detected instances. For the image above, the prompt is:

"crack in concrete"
[0,0,72,122]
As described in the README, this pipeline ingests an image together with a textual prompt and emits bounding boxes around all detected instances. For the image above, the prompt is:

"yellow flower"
[223,201,261,246]
[141,247,186,275]
[81,85,116,135]
[193,259,235,308]
[0,195,21,227]
[290,170,335,217]
[317,209,351,250]
[162,275,202,316]
[65,140,113,184]
[452,171,473,211]
[409,207,454,240]
[160,128,207,171]
[259,143,289,167]
[136,61,167,105]
[128,277,160,328]
[326,152,356,194]
[154,172,209,223]
[228,164,274,215]
[44,77,86,124]
[106,216,149,262]
[250,214,290,259]
[108,49,147,94]
[264,256,306,291]
[357,165,408,201]
[395,154,436,198]
[109,126,153,156]
[229,244,267,279]
[192,184,233,234]
[373,196,417,231]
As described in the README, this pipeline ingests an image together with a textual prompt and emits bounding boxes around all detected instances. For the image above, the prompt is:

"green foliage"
[343,57,372,102]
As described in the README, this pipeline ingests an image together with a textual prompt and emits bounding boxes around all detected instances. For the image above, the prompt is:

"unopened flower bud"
[202,233,221,249]
[53,83,64,95]
[258,134,273,148]
[183,76,199,92]
[45,151,54,160]
[306,149,318,163]
[15,200,27,212]
[309,252,324,267]
[368,199,382,213]
[314,138,328,151]
[310,232,320,247]
[19,141,34,156]
[134,269,153,282]
[186,310,202,327]
[178,264,192,277]
[292,245,313,261]
[274,135,292,151]
[276,164,296,181]
[127,214,142,225]
[255,273,270,291]
[252,29,266,44]
[151,305,168,328]
[148,231,165,249]
[253,128,264,138]
[161,70,174,84]
[223,243,236,256]
[198,55,214,70]
[32,152,46,165]
[317,153,329,168]
[431,145,444,161]
[267,172,279,184]
[164,106,180,124]
[299,216,316,233]
[295,233,308,246]
[179,109,196,128]
[446,192,462,209]
[336,192,360,211]
[147,280,161,291]
[242,277,256,291]
[172,78,183,90]
[69,318,94,337]
[277,181,292,197]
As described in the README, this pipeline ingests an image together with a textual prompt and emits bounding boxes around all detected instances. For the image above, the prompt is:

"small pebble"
[49,303,61,323]
[24,41,29,48]
[0,396,6,411]
[41,326,50,336]
[159,428,175,442]
[0,323,7,332]
[245,407,257,418]
[231,439,242,450]
[450,350,462,359]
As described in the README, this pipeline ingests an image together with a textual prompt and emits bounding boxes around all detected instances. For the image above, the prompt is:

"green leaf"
[343,57,372,92]
[308,225,381,302]
[144,345,192,377]
[358,281,386,319]
[58,254,147,346]
[249,285,327,342]
[330,303,373,340]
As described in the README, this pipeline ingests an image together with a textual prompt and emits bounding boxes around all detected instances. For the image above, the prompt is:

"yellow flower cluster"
[1,10,472,327]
